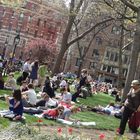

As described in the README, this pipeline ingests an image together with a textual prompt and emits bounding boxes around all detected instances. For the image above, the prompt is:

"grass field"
[0,88,119,131]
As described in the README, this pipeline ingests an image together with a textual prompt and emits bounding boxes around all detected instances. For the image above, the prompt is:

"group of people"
[0,57,140,139]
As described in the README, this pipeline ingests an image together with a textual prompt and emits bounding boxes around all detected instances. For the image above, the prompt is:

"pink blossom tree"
[24,38,57,67]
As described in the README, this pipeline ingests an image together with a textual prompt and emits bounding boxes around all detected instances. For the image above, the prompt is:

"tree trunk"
[77,59,83,77]
[122,9,140,101]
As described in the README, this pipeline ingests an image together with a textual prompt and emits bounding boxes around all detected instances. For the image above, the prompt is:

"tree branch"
[104,0,114,8]
[67,18,114,47]
[75,0,85,13]
[120,0,138,12]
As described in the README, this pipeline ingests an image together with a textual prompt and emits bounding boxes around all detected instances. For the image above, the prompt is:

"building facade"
[64,22,134,85]
[0,0,65,59]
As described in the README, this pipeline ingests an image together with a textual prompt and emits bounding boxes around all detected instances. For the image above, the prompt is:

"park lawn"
[0,89,119,131]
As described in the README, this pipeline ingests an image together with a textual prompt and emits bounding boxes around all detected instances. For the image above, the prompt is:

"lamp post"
[2,37,9,59]
[11,33,20,64]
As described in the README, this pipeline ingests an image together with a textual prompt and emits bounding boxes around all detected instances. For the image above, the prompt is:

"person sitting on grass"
[5,89,23,120]
[22,83,37,107]
[4,73,17,90]
[20,81,28,92]
[36,93,58,109]
[59,87,72,108]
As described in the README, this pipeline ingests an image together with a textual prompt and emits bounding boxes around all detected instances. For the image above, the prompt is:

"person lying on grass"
[59,106,79,122]
[5,89,23,120]
[43,105,64,119]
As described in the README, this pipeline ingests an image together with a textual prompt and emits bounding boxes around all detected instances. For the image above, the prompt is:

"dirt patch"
[33,125,118,140]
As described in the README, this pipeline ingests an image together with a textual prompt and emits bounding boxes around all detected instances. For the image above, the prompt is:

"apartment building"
[64,23,133,85]
[0,0,65,59]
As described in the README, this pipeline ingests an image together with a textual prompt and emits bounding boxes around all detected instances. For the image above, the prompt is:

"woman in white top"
[22,83,37,107]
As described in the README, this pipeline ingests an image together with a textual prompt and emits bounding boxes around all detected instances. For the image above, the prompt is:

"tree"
[104,0,140,99]
[52,0,114,74]
[24,38,57,67]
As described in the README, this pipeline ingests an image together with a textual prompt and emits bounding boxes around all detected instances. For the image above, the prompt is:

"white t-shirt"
[45,98,57,107]
[60,80,67,87]
[24,89,37,105]
[23,62,31,72]
[62,92,72,103]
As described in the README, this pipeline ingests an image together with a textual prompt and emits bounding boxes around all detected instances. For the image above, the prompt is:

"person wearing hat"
[118,80,140,139]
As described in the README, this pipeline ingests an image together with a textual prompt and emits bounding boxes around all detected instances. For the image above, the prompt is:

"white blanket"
[57,119,96,126]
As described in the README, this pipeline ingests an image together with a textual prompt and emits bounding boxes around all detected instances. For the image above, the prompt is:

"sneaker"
[129,133,137,140]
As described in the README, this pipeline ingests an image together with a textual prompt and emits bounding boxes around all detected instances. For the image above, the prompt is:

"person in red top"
[43,106,64,119]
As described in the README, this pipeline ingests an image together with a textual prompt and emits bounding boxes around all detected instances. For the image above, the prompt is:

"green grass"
[0,88,119,131]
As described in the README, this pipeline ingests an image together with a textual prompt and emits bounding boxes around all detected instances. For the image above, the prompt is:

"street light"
[2,36,9,59]
[11,33,20,63]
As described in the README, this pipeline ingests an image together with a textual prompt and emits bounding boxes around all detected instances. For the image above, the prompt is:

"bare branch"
[75,0,85,13]
[104,0,114,8]
[120,0,138,12]
[67,18,114,47]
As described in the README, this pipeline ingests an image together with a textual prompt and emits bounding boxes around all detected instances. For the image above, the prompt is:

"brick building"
[64,22,134,85]
[0,0,65,59]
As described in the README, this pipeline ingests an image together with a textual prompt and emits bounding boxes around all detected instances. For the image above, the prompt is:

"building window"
[110,53,115,61]
[105,51,110,60]
[37,19,41,26]
[92,49,99,57]
[96,36,102,45]
[102,65,107,71]
[114,53,118,62]
[111,26,120,35]
[107,66,111,72]
[122,55,129,64]
[75,58,81,66]
[90,62,97,69]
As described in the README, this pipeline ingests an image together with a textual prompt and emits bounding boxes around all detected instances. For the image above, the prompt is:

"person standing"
[38,62,48,87]
[22,59,31,80]
[29,60,39,86]
[118,80,140,139]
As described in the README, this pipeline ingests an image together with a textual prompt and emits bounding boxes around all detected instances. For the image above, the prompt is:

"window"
[114,53,118,62]
[37,19,41,26]
[105,51,110,60]
[107,66,111,72]
[102,65,107,71]
[96,36,102,45]
[122,55,129,64]
[44,21,46,28]
[111,26,120,35]
[110,53,114,61]
[75,58,81,66]
[92,49,99,57]
[90,62,97,69]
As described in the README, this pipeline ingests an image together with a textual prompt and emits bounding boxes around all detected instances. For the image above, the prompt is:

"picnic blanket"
[57,118,96,126]
[0,110,25,120]
[0,110,15,118]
